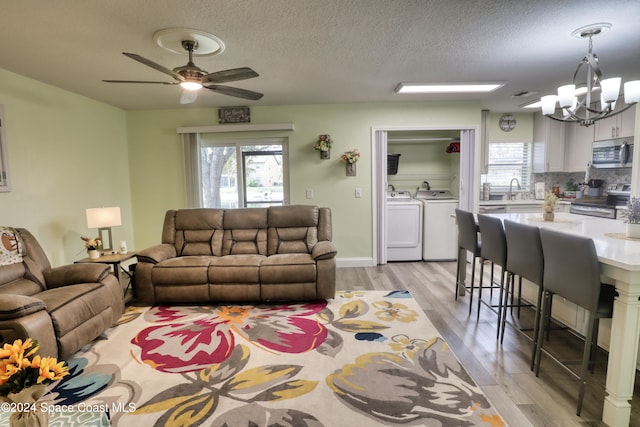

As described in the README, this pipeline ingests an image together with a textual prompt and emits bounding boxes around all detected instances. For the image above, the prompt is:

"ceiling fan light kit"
[103,27,263,104]
[540,22,640,127]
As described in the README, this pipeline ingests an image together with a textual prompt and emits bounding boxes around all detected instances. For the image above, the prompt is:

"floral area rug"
[44,290,507,426]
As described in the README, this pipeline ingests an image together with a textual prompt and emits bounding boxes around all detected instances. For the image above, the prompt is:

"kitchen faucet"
[508,178,521,200]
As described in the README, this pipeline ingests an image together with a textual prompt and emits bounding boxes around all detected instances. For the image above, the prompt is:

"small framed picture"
[218,107,251,124]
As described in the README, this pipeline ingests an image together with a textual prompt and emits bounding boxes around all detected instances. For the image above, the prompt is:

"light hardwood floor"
[336,261,640,427]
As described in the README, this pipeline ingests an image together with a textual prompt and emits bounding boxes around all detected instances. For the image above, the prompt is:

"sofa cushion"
[38,283,111,337]
[208,255,265,284]
[222,208,267,255]
[152,256,212,285]
[0,294,46,320]
[209,256,263,301]
[0,261,44,297]
[260,253,316,284]
[267,206,319,255]
[174,209,224,256]
[268,227,318,255]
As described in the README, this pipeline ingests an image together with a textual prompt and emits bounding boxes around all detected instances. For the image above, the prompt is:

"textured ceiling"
[1,0,639,112]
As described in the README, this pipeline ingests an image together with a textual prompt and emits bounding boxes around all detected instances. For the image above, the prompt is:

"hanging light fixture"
[540,23,640,127]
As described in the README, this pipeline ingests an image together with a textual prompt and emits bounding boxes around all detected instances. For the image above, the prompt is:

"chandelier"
[540,23,640,127]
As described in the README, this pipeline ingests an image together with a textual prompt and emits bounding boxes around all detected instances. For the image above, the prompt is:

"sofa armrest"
[0,294,46,320]
[312,241,337,261]
[43,263,111,289]
[136,244,177,264]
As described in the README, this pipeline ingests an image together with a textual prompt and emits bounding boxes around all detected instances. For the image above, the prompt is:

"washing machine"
[415,190,459,261]
[386,191,423,261]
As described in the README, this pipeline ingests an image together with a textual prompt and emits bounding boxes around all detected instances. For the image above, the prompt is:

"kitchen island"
[489,212,640,427]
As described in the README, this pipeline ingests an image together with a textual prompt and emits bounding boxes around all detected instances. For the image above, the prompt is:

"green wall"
[0,63,485,264]
[127,103,482,261]
[0,69,133,265]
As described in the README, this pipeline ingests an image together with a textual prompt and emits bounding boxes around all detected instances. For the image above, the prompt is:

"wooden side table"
[75,252,137,302]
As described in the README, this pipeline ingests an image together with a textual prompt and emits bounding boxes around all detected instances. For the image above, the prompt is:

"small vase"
[88,249,100,259]
[626,223,640,238]
[346,162,356,176]
[6,384,49,427]
[320,149,330,159]
[543,211,554,222]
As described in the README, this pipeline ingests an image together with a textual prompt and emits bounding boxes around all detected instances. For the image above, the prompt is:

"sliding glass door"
[198,138,288,208]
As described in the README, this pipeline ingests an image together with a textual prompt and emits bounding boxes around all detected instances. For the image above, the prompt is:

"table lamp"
[86,207,121,252]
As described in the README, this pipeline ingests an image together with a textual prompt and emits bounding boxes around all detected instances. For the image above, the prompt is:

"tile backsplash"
[533,168,632,193]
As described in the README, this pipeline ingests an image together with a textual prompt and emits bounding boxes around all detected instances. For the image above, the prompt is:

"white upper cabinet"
[594,107,636,140]
[564,122,595,172]
[533,112,565,173]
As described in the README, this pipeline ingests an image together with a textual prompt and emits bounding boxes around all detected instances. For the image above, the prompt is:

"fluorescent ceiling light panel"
[395,83,504,94]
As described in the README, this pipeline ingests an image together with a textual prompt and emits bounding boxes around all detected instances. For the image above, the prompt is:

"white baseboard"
[336,257,375,268]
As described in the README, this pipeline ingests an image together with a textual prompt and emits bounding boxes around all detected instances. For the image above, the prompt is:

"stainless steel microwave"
[591,138,634,168]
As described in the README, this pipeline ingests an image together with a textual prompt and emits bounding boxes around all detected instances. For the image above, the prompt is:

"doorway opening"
[373,127,478,265]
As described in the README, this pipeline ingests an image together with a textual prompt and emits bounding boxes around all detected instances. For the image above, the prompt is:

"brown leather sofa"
[135,205,337,304]
[0,228,124,359]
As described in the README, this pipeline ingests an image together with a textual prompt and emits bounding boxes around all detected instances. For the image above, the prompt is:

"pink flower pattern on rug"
[46,291,506,426]
[131,303,329,373]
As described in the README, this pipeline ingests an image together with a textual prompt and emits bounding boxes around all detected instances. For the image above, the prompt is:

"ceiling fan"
[103,39,263,104]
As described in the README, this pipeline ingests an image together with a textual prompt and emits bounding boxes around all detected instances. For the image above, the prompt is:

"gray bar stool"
[454,209,481,313]
[535,228,616,416]
[502,220,543,361]
[476,214,507,330]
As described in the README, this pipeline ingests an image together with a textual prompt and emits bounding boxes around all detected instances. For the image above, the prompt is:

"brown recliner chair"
[0,228,124,359]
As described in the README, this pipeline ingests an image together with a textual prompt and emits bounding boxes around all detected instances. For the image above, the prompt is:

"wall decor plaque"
[218,107,251,124]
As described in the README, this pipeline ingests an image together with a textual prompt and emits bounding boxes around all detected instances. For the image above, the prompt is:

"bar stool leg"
[455,248,463,300]
[530,283,544,371]
[468,255,477,315]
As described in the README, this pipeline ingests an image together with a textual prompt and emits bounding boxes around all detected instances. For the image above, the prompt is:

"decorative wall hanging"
[218,107,251,124]
[314,134,333,159]
[341,149,360,176]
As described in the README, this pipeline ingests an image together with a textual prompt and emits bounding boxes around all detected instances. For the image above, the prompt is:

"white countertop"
[480,199,571,206]
[488,212,640,271]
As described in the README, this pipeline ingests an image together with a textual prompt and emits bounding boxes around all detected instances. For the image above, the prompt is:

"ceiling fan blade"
[202,67,259,84]
[180,89,199,105]
[123,52,185,82]
[102,79,179,85]
[205,85,264,100]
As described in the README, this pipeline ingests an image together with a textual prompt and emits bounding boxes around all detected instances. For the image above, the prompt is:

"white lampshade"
[624,80,640,104]
[86,207,122,229]
[540,95,558,115]
[557,84,576,108]
[563,97,578,118]
[601,93,617,111]
[600,77,621,103]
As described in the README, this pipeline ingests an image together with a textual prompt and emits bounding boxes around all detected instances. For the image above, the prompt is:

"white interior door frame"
[372,125,480,265]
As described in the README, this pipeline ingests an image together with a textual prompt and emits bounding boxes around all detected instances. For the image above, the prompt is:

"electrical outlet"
[306,189,313,199]
[355,188,362,198]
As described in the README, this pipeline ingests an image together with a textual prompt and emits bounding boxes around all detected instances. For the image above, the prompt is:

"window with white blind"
[485,142,532,191]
